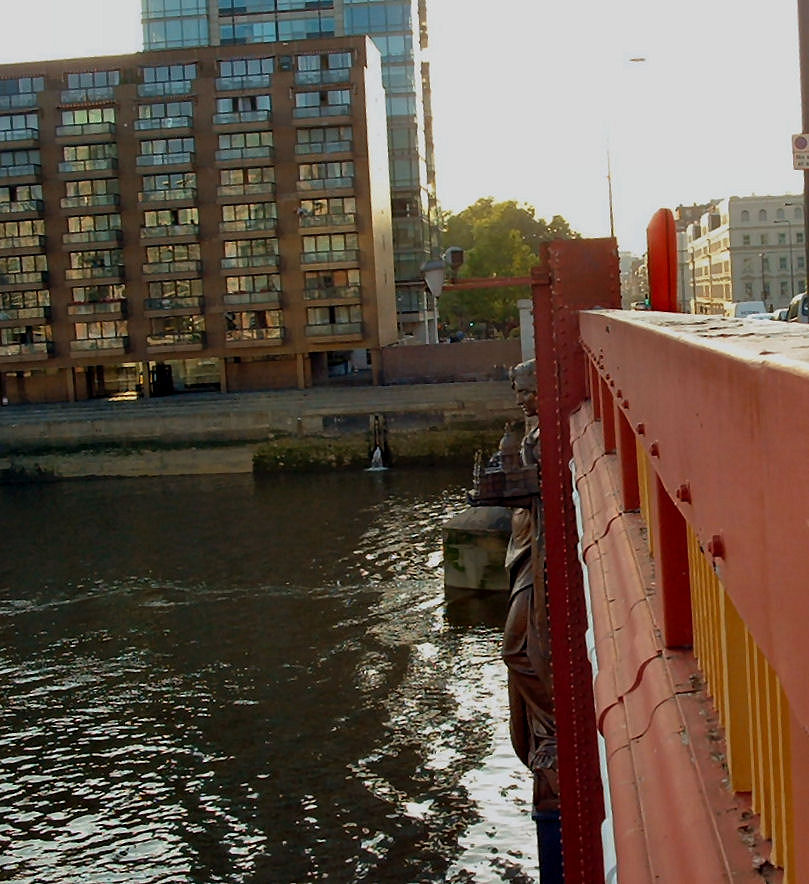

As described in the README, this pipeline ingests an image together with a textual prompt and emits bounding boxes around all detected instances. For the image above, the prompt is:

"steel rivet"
[707,534,725,558]
[675,483,691,503]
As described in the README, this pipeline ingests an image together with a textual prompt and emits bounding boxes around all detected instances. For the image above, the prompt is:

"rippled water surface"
[0,468,537,882]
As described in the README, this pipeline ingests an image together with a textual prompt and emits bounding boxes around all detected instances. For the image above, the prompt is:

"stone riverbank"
[0,381,518,480]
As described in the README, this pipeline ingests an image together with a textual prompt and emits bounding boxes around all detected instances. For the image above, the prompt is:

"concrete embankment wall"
[0,381,517,480]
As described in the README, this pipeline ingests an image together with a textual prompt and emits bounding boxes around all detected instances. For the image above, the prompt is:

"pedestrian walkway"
[0,380,516,449]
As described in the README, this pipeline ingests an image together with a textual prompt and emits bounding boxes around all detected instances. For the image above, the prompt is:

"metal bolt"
[650,441,660,457]
[636,422,645,435]
[675,483,691,503]
[707,534,725,558]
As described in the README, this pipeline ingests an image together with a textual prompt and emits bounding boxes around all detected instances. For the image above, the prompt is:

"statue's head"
[510,359,537,417]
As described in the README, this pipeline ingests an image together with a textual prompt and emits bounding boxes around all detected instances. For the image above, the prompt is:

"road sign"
[793,133,809,169]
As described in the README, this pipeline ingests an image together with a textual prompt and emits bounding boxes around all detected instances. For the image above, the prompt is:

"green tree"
[439,198,578,338]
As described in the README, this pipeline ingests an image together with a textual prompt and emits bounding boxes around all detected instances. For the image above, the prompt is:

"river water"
[0,467,538,883]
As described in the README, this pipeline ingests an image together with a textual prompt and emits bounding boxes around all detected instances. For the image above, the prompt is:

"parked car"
[728,300,767,317]
[786,291,809,323]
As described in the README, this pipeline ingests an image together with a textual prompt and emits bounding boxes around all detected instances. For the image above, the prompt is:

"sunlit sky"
[0,0,803,254]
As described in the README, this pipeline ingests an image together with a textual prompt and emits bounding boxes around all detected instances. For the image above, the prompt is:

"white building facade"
[686,195,805,315]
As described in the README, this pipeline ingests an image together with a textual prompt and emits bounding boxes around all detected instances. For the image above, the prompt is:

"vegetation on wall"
[439,198,578,338]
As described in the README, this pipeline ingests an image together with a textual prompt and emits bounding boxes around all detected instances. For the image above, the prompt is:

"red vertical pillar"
[590,361,601,420]
[653,476,693,647]
[533,238,620,881]
[599,375,616,453]
[616,406,640,511]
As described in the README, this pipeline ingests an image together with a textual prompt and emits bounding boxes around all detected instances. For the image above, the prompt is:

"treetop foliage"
[438,198,579,338]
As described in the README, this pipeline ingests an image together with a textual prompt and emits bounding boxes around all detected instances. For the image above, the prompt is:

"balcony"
[292,105,350,120]
[226,327,284,345]
[0,340,52,360]
[0,198,44,215]
[137,82,193,98]
[136,152,194,168]
[0,94,38,111]
[215,145,273,163]
[304,284,360,302]
[142,259,201,276]
[0,270,48,288]
[216,182,275,198]
[55,122,116,139]
[146,330,205,351]
[294,70,351,87]
[299,212,356,229]
[140,223,199,240]
[138,187,196,204]
[215,74,271,92]
[223,290,280,308]
[67,299,126,318]
[62,229,121,247]
[0,128,38,145]
[143,295,204,315]
[0,164,41,180]
[60,86,115,104]
[304,321,362,338]
[0,234,46,252]
[296,176,353,192]
[134,116,193,133]
[212,110,271,126]
[294,140,352,156]
[219,217,276,234]
[60,193,119,210]
[0,305,50,324]
[58,157,117,175]
[70,336,128,354]
[300,249,359,265]
[64,264,123,282]
[221,254,279,270]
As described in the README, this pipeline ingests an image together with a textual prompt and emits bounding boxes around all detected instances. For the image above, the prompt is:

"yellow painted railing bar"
[719,588,752,791]
[636,438,653,556]
[746,631,764,828]
[757,650,772,839]
[779,681,794,881]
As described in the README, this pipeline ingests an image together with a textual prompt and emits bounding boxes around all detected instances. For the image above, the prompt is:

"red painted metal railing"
[533,238,809,881]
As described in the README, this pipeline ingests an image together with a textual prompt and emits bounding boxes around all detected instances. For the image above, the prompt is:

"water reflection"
[0,469,537,882]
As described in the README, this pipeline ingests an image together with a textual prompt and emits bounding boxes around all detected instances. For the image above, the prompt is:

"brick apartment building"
[0,36,397,404]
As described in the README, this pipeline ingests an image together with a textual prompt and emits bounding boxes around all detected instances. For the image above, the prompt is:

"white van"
[786,292,809,323]
[729,300,767,318]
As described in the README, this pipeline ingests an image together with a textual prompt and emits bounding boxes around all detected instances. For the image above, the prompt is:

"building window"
[66,214,121,233]
[742,234,750,245]
[219,57,274,78]
[760,233,768,246]
[740,210,750,222]
[759,209,768,222]
[61,107,115,126]
[66,70,120,90]
[780,256,788,271]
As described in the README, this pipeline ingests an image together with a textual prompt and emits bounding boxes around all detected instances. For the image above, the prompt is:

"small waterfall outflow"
[367,414,389,470]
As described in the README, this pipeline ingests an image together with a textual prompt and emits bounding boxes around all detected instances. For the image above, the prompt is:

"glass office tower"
[142,0,438,332]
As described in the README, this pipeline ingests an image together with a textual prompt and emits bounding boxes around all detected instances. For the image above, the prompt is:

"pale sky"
[0,0,803,254]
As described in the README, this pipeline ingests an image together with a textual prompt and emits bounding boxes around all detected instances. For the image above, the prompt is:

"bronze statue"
[501,359,561,881]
